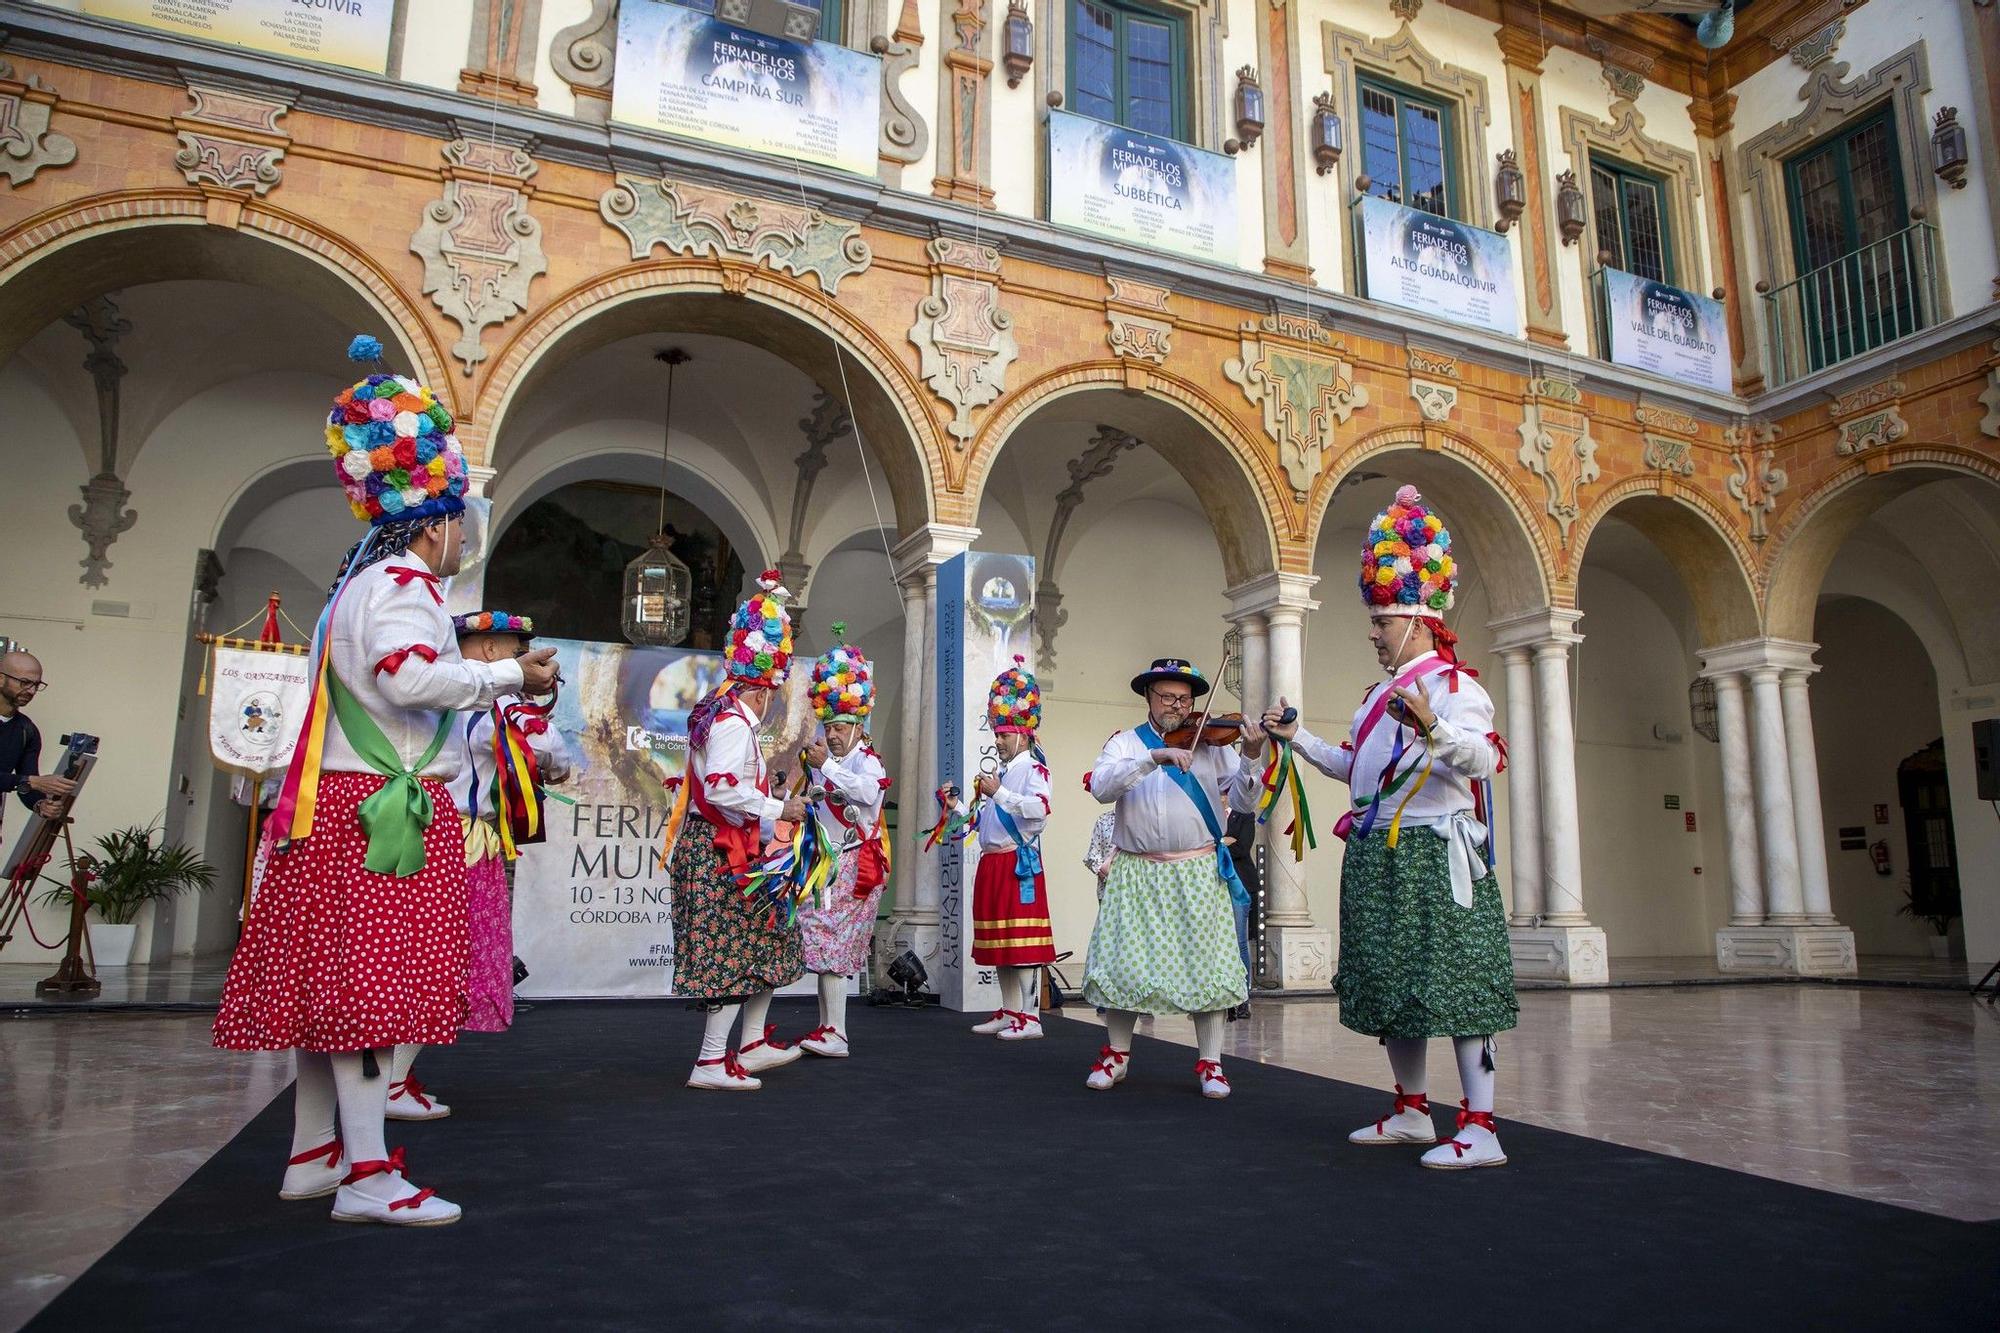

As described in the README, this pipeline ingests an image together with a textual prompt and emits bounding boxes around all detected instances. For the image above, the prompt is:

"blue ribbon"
[992,803,1042,904]
[1135,723,1248,908]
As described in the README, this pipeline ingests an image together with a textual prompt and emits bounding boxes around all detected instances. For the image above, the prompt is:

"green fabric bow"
[327,669,454,878]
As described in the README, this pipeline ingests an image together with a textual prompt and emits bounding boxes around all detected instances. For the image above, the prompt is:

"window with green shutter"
[1589,157,1673,284]
[1357,74,1457,218]
[1069,0,1191,141]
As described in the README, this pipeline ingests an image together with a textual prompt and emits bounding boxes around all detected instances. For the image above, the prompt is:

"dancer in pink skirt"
[385,610,572,1122]
[794,623,891,1058]
[213,336,558,1226]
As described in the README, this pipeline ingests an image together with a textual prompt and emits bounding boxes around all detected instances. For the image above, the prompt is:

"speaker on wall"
[1974,718,1999,801]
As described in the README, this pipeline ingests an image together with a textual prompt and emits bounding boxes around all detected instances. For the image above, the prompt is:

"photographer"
[0,651,75,827]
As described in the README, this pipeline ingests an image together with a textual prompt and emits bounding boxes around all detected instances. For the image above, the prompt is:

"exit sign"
[1664,794,1681,810]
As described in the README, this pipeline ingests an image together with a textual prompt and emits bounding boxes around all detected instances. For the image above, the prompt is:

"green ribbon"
[326,669,454,878]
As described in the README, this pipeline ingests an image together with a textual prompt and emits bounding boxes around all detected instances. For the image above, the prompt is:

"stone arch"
[1318,424,1554,620]
[1764,445,2000,643]
[1569,481,1764,645]
[0,190,451,399]
[474,261,940,534]
[960,364,1286,587]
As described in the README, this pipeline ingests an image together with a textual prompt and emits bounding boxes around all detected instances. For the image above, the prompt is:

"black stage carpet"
[31,1002,1997,1331]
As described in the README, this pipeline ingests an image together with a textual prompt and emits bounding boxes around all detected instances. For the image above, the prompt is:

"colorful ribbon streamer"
[1255,741,1317,862]
[922,785,978,850]
[491,693,553,861]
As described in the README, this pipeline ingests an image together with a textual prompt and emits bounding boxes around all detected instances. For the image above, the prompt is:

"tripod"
[0,814,100,997]
[1973,957,2000,1006]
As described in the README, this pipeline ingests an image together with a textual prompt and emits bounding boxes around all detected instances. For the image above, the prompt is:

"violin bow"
[1184,644,1234,746]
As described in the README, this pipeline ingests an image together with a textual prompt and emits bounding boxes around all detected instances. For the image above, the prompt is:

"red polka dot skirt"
[213,772,470,1053]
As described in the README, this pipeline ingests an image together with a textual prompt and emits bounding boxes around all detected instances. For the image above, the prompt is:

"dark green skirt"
[1336,826,1518,1039]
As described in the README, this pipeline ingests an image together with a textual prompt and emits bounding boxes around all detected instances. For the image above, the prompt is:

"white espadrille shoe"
[1195,1059,1232,1100]
[384,1076,450,1121]
[1348,1085,1439,1145]
[1419,1104,1507,1169]
[330,1152,461,1226]
[737,1025,804,1074]
[279,1138,345,1201]
[1084,1046,1129,1091]
[971,1009,1013,1035]
[687,1053,762,1091]
[997,1013,1044,1042]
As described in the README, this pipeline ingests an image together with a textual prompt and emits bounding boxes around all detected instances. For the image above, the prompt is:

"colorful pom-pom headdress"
[1361,484,1456,617]
[453,611,535,640]
[810,622,873,725]
[324,334,468,526]
[988,655,1041,734]
[727,570,794,687]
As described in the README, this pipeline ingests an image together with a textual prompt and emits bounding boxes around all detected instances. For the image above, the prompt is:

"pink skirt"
[463,845,513,1033]
[213,772,469,1053]
[799,850,883,976]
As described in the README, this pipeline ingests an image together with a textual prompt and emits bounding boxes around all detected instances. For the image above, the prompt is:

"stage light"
[887,948,929,1000]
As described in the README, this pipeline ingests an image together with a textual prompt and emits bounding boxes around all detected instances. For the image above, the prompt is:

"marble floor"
[3,987,1997,1329]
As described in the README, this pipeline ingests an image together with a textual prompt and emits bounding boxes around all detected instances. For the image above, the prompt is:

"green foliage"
[41,825,217,926]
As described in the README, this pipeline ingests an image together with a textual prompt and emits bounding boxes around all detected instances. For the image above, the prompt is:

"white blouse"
[965,749,1052,852]
[814,741,889,848]
[690,699,784,839]
[1088,729,1261,855]
[1292,651,1500,821]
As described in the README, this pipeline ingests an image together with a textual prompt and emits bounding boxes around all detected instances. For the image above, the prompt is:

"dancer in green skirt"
[1261,485,1517,1168]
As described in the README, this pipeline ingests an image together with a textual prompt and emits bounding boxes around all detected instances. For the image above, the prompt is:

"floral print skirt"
[799,849,883,976]
[1335,827,1519,1039]
[670,813,803,1002]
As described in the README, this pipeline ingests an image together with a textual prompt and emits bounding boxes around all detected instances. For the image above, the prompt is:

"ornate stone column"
[1492,608,1607,985]
[1495,21,1565,348]
[1709,671,1763,928]
[933,0,996,205]
[1227,574,1330,988]
[1493,645,1542,925]
[1703,639,1855,976]
[461,0,544,105]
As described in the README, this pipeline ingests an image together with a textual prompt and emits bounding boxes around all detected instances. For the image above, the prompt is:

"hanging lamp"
[622,348,695,647]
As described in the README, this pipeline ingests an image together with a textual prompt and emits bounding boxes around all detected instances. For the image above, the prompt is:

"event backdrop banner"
[206,646,311,779]
[1602,268,1732,393]
[510,637,816,999]
[1047,111,1238,265]
[1356,195,1519,337]
[82,0,394,73]
[922,552,1035,1013]
[612,0,880,177]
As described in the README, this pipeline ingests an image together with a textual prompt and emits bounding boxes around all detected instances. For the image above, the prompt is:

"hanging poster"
[510,637,819,999]
[1046,111,1239,265]
[82,0,394,74]
[207,645,312,779]
[1603,268,1732,393]
[611,0,880,177]
[1356,195,1519,337]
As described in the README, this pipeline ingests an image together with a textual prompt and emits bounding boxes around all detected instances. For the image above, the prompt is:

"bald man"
[0,651,74,826]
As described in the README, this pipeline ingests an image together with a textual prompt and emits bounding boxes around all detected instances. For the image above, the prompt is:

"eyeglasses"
[1148,690,1194,711]
[0,672,48,694]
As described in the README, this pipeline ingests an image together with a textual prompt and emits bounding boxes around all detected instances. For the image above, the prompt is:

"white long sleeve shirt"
[324,551,522,779]
[967,749,1052,852]
[814,741,889,848]
[1089,729,1261,855]
[449,704,575,820]
[1293,651,1500,820]
[689,698,783,840]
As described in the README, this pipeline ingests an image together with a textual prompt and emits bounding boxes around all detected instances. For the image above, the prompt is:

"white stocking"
[1384,1037,1428,1095]
[995,968,1019,1014]
[740,989,775,1047]
[1004,966,1039,1018]
[391,1043,419,1085]
[291,1050,338,1156]
[816,971,840,1028]
[1104,1009,1138,1052]
[1192,1010,1226,1062]
[1454,1035,1496,1114]
[698,1005,737,1062]
[329,1050,401,1200]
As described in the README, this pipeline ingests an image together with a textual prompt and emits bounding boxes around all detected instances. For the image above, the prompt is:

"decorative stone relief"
[0,57,78,187]
[1410,379,1457,423]
[1407,346,1459,378]
[1828,375,1905,418]
[1107,276,1171,311]
[1642,434,1696,477]
[1767,0,1863,61]
[600,174,873,294]
[1584,33,1654,112]
[910,237,1017,446]
[1790,21,1845,70]
[1389,0,1423,19]
[1223,313,1369,495]
[871,0,930,176]
[1516,382,1600,542]
[1835,406,1909,455]
[550,0,617,124]
[781,390,852,570]
[1726,422,1788,543]
[63,298,136,588]
[173,82,293,196]
[1636,402,1700,436]
[1037,425,1143,679]
[411,137,548,374]
[1979,339,2000,438]
[1107,312,1172,364]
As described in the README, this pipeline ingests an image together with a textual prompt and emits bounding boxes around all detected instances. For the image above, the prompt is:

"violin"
[1159,707,1298,749]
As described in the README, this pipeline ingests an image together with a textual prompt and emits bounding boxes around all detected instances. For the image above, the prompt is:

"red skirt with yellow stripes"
[970,847,1055,966]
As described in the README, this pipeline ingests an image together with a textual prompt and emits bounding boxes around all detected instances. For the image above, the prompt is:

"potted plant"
[1896,881,1960,960]
[42,825,216,967]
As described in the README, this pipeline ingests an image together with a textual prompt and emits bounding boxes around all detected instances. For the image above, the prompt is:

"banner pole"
[241,793,262,921]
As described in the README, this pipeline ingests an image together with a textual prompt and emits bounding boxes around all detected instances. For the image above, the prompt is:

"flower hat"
[324,335,468,526]
[810,622,873,725]
[988,655,1041,734]
[1361,484,1456,617]
[452,611,535,641]
[727,569,794,687]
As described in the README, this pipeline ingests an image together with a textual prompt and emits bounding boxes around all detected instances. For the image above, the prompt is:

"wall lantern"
[1003,0,1034,90]
[622,348,695,648]
[1494,148,1527,232]
[1931,106,1969,189]
[1555,168,1588,246]
[1311,92,1343,175]
[1226,67,1264,153]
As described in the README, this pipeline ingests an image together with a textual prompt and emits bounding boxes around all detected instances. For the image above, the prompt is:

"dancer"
[793,623,890,1058]
[955,657,1054,1041]
[1082,658,1259,1097]
[1260,485,1516,1168]
[667,572,809,1090]
[386,611,572,1121]
[213,336,559,1225]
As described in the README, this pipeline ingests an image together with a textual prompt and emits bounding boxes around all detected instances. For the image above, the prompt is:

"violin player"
[1079,658,1264,1099]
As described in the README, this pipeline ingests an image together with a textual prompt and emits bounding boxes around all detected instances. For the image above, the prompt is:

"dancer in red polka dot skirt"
[213,336,560,1227]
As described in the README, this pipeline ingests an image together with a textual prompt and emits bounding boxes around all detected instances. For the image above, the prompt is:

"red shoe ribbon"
[288,1137,342,1168]
[696,1051,752,1079]
[388,1076,434,1111]
[740,1023,790,1054]
[342,1146,408,1185]
[1093,1045,1129,1075]
[388,1188,438,1212]
[1194,1059,1230,1087]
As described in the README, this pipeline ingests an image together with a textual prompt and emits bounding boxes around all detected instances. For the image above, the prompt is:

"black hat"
[1130,658,1211,699]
